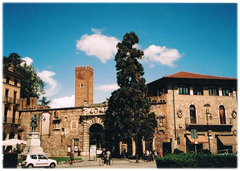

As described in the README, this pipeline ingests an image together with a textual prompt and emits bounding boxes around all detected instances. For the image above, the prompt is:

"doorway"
[162,142,172,156]
[89,124,104,150]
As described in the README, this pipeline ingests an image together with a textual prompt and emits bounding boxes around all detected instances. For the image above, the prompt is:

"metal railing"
[185,117,233,125]
[3,117,21,125]
[3,96,20,105]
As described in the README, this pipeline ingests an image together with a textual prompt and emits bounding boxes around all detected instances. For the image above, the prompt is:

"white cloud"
[133,44,141,49]
[76,28,120,63]
[21,57,33,66]
[50,95,75,108]
[37,70,60,97]
[96,84,119,92]
[143,45,182,67]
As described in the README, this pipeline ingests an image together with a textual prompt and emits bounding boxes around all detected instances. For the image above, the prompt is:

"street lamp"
[204,104,212,152]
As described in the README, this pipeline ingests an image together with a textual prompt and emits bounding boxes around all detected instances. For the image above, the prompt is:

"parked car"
[215,149,234,155]
[197,149,212,155]
[189,149,212,155]
[21,154,57,168]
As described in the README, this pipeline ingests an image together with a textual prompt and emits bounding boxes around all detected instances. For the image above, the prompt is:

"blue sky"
[3,3,237,108]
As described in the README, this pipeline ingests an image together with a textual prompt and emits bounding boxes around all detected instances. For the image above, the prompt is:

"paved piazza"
[56,158,156,169]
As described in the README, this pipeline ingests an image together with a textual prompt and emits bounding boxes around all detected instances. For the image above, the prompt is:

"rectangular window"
[222,86,232,96]
[6,76,10,84]
[193,85,203,95]
[178,85,189,95]
[209,86,219,96]
[14,91,17,104]
[14,79,18,86]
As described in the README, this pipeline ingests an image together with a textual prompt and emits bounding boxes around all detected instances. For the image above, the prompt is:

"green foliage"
[3,53,45,99]
[49,157,82,163]
[156,154,237,168]
[104,31,157,152]
[173,148,184,154]
[38,96,51,107]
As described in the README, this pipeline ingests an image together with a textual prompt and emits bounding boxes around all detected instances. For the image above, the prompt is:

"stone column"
[132,138,136,156]
[82,123,90,155]
[142,139,145,153]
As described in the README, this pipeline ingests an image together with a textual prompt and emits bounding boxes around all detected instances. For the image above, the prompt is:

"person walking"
[106,150,111,165]
[145,150,150,162]
[158,150,162,157]
[101,148,107,166]
[70,150,74,165]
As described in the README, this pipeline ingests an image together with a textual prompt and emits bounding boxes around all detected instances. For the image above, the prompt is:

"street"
[15,158,157,170]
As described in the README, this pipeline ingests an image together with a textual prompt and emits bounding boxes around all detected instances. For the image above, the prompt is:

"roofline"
[147,71,237,85]
[3,69,24,79]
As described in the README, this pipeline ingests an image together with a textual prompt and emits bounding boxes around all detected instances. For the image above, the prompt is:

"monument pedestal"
[22,132,44,154]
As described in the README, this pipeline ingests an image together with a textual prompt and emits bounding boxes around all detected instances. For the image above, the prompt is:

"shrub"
[173,148,184,154]
[156,154,237,168]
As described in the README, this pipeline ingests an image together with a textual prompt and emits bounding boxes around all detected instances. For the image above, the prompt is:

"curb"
[58,158,86,165]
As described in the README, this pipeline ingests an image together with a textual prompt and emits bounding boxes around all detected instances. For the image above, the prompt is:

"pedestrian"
[101,148,107,166]
[106,150,111,165]
[149,150,153,161]
[145,149,149,162]
[70,150,74,165]
[158,150,162,157]
[122,148,126,158]
[154,150,158,160]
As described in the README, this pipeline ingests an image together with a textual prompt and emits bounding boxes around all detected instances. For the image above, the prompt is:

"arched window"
[3,131,6,140]
[189,105,196,124]
[9,130,15,139]
[219,105,226,124]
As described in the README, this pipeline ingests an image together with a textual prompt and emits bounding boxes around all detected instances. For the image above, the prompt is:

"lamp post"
[204,104,212,152]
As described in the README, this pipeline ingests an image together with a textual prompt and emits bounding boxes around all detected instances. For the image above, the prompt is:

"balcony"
[3,96,20,105]
[185,117,233,132]
[3,117,21,125]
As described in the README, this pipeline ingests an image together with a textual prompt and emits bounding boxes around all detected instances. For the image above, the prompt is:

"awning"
[186,135,208,144]
[218,136,237,146]
[2,139,27,146]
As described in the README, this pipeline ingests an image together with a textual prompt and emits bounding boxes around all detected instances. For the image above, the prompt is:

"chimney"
[8,63,14,72]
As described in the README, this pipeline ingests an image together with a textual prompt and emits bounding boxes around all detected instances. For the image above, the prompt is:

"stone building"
[147,71,237,155]
[18,66,106,156]
[3,63,23,141]
[17,67,237,156]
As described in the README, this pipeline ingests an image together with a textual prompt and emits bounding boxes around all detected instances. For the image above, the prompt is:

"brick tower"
[75,66,93,106]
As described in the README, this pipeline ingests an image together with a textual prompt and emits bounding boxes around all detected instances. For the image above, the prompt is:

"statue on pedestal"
[31,114,38,132]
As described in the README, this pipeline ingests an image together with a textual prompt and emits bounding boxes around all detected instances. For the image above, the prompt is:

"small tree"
[38,96,51,107]
[104,32,157,156]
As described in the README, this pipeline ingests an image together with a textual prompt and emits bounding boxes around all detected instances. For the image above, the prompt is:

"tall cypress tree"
[104,32,157,156]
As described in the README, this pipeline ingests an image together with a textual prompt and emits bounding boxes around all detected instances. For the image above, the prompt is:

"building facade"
[3,63,23,141]
[17,69,237,156]
[147,71,237,155]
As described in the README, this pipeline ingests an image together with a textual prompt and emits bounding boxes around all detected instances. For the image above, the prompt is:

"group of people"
[101,148,111,166]
[143,149,162,162]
